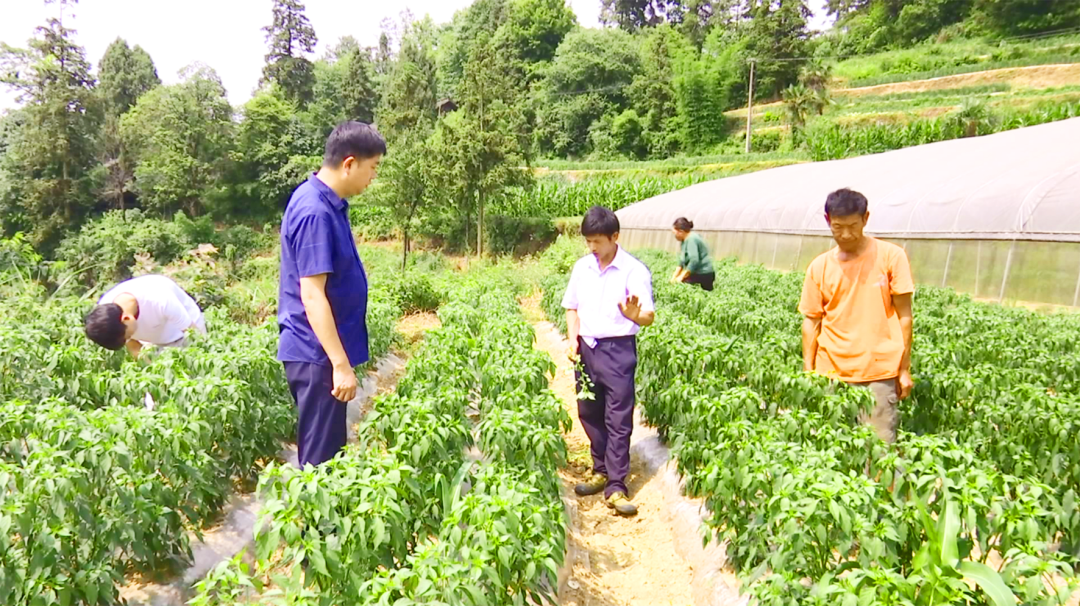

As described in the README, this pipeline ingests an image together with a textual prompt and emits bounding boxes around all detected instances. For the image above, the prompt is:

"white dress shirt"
[561,246,655,348]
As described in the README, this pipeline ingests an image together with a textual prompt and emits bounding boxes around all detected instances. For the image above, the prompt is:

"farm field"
[512,61,1080,226]
[542,253,1080,606]
[4,223,1080,605]
[0,241,412,604]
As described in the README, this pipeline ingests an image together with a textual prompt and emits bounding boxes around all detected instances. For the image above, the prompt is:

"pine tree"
[262,0,318,106]
[0,0,102,249]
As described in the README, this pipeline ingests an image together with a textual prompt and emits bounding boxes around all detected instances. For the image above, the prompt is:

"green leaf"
[959,561,1016,606]
[307,549,329,576]
[939,499,961,568]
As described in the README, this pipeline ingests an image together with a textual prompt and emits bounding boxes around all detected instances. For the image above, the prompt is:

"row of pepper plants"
[541,252,1079,606]
[192,269,572,606]
[0,273,403,605]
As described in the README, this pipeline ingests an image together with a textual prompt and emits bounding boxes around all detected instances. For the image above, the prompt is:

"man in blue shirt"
[278,121,385,467]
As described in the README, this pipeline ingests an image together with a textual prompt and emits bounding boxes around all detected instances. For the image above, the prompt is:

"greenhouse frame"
[617,117,1080,307]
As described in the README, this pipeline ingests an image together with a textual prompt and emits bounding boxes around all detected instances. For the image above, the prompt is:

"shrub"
[485,215,559,257]
[55,210,195,288]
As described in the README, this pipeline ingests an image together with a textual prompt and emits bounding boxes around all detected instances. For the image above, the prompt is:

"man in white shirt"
[85,274,207,359]
[562,206,655,517]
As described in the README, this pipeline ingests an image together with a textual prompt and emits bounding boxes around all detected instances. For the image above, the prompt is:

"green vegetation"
[832,34,1080,87]
[0,232,409,604]
[2,0,1078,256]
[192,268,570,605]
[542,253,1080,605]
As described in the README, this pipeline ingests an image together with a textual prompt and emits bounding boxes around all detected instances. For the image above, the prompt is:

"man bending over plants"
[799,188,915,443]
[564,206,655,516]
[277,121,385,468]
[85,274,206,359]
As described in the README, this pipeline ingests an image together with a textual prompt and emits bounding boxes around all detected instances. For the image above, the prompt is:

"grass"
[533,150,807,171]
[832,34,1080,88]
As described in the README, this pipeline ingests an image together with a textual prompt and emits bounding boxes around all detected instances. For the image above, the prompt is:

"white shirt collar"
[588,245,628,273]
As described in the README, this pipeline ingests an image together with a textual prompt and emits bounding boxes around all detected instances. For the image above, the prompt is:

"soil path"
[522,294,697,606]
[119,313,437,606]
[725,63,1080,118]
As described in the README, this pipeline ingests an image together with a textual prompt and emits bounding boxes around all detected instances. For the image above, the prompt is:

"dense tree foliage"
[0,0,1073,252]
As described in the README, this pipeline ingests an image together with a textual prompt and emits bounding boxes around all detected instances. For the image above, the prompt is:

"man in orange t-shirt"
[799,188,914,443]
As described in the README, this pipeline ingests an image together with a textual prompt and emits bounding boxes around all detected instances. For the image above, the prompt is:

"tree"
[531,28,641,157]
[601,0,683,30]
[308,42,380,134]
[437,0,511,97]
[0,0,102,250]
[630,25,686,156]
[230,88,317,219]
[120,64,235,217]
[975,0,1080,35]
[262,0,318,106]
[741,0,813,98]
[674,49,728,152]
[601,0,723,44]
[376,31,393,77]
[501,0,577,65]
[373,127,437,270]
[378,18,439,135]
[98,38,159,117]
[446,34,533,257]
[97,38,160,216]
[782,82,814,130]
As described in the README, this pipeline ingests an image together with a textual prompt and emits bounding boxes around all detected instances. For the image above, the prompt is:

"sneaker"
[605,492,638,517]
[574,472,607,497]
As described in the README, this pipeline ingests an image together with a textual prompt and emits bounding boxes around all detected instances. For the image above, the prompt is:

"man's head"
[85,303,137,350]
[581,206,620,263]
[824,188,870,252]
[323,121,386,197]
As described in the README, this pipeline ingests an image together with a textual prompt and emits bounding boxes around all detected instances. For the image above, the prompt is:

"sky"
[0,0,831,112]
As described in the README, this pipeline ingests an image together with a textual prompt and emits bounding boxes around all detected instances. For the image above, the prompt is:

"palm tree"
[783,83,815,130]
[799,61,833,93]
[952,98,990,138]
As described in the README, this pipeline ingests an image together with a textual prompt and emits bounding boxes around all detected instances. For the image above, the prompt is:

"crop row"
[542,253,1080,605]
[193,271,571,606]
[0,281,402,604]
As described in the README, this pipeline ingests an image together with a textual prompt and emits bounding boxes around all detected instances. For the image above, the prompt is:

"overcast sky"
[1,0,831,112]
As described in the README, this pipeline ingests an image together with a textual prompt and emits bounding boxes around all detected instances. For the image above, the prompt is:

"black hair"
[581,206,620,237]
[323,121,387,167]
[825,188,869,218]
[673,217,694,231]
[85,303,127,350]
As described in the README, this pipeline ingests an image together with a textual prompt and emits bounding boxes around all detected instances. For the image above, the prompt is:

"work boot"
[574,472,607,497]
[605,491,638,517]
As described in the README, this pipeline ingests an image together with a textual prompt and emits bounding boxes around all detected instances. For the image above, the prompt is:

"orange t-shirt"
[798,238,914,383]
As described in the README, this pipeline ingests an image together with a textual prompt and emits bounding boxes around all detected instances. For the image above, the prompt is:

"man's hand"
[567,338,579,362]
[331,363,358,402]
[897,369,913,400]
[619,295,643,324]
[126,339,143,360]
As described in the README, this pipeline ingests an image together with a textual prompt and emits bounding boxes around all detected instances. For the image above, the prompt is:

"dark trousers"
[686,272,715,291]
[284,362,347,467]
[576,336,637,498]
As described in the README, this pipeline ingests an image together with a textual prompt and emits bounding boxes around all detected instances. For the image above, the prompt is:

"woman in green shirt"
[670,217,715,291]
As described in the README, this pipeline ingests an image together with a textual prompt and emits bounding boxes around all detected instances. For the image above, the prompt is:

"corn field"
[806,100,1080,161]
[495,175,709,218]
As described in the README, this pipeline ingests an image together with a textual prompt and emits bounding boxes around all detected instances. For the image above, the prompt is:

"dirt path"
[522,295,697,606]
[724,63,1080,118]
[120,314,437,606]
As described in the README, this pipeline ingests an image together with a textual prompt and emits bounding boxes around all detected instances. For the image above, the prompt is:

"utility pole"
[745,59,756,154]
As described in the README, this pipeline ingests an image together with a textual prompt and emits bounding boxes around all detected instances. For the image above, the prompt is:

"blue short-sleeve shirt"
[277,173,369,367]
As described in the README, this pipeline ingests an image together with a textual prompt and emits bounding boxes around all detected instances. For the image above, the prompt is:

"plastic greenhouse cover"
[617,118,1080,243]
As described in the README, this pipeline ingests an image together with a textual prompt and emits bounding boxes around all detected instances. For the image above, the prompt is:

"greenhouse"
[617,117,1080,307]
